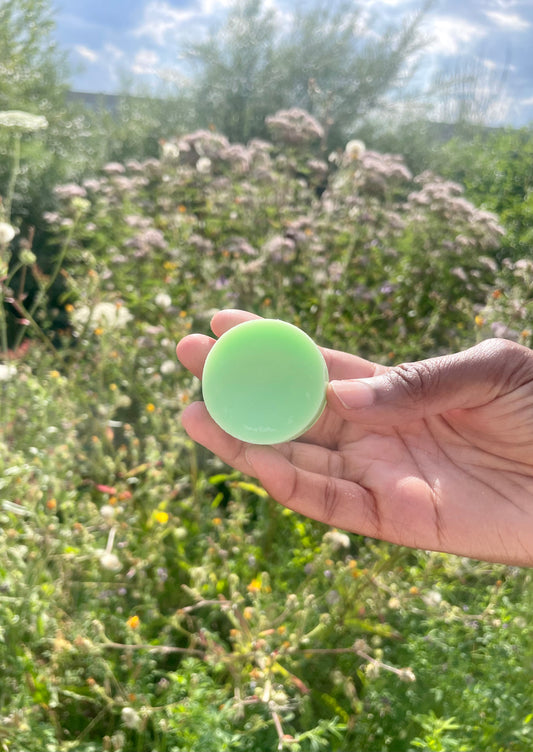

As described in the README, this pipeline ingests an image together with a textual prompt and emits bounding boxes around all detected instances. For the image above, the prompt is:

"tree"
[0,0,68,113]
[0,0,74,221]
[187,0,428,148]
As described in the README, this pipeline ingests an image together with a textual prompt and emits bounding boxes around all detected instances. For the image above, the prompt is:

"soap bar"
[202,319,328,444]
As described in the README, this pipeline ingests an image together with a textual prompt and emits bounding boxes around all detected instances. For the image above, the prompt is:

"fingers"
[328,338,533,424]
[181,401,256,476]
[176,334,215,380]
[177,308,380,381]
[210,308,261,337]
[181,403,381,538]
[244,445,381,536]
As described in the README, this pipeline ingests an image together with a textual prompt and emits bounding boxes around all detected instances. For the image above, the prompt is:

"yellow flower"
[94,326,104,336]
[126,615,140,629]
[154,510,169,524]
[49,370,60,379]
[247,578,261,593]
[146,403,155,413]
[65,303,74,313]
[475,314,484,327]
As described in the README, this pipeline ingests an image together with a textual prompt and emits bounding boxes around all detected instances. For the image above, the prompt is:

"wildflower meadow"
[1,104,533,752]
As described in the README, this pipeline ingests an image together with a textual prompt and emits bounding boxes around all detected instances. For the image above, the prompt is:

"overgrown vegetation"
[1,0,533,749]
[1,107,533,750]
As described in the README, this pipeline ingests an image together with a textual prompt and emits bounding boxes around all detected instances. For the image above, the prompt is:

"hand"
[177,309,533,566]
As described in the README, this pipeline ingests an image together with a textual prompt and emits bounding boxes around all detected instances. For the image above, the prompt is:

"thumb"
[327,339,532,423]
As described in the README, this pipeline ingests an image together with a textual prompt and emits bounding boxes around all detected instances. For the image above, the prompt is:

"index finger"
[178,308,381,381]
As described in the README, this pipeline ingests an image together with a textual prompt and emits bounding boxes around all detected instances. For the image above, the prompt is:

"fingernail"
[329,379,375,409]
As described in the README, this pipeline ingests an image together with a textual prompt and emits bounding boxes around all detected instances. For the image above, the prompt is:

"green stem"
[4,132,21,222]
[0,289,8,356]
[12,219,76,352]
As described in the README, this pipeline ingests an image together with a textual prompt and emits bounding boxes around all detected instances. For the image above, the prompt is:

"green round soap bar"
[202,319,328,444]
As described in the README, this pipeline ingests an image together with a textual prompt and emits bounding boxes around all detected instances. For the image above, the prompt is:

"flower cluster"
[265,107,325,145]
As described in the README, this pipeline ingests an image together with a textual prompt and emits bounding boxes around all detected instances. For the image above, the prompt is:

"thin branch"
[97,641,205,657]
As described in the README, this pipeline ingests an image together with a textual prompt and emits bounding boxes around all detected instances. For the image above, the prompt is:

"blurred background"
[1,1,532,751]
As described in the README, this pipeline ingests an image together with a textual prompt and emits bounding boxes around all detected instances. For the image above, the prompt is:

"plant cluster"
[1,109,532,751]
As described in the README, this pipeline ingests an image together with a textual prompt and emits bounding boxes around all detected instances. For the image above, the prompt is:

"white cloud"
[103,43,125,61]
[75,45,99,63]
[133,0,236,46]
[131,49,161,75]
[423,15,488,56]
[484,10,530,31]
[359,0,417,6]
[520,96,533,106]
[133,1,197,45]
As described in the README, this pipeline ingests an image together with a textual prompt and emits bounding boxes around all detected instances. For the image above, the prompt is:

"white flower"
[71,302,133,332]
[121,707,141,730]
[398,668,416,683]
[160,140,180,160]
[196,156,212,174]
[344,139,366,160]
[323,530,351,550]
[0,110,48,131]
[100,505,116,520]
[423,590,442,608]
[0,222,16,245]
[0,364,17,381]
[160,359,177,375]
[99,552,122,571]
[155,292,172,309]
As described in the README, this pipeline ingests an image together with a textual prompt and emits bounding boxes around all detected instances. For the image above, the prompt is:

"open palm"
[177,310,533,566]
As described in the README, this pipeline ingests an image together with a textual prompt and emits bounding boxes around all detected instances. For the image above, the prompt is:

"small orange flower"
[94,327,104,336]
[126,615,140,629]
[212,517,222,526]
[475,314,484,327]
[46,498,57,511]
[65,303,74,313]
[247,578,261,593]
[178,204,187,213]
[492,289,502,299]
[146,403,155,413]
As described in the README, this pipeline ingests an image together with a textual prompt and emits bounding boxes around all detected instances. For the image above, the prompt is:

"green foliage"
[188,0,426,148]
[1,113,532,750]
[429,127,533,263]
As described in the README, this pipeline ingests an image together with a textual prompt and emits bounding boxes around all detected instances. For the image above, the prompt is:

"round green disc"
[202,319,328,444]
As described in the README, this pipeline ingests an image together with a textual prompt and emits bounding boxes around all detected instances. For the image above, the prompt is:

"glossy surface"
[202,319,328,444]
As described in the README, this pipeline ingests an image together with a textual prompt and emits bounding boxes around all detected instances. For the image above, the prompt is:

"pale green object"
[202,319,328,444]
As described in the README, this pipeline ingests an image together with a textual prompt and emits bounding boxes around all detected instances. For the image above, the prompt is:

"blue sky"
[54,0,533,126]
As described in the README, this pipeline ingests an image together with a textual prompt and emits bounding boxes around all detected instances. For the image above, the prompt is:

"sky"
[54,0,533,126]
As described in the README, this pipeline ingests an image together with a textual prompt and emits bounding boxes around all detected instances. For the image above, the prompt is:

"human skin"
[177,309,533,567]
